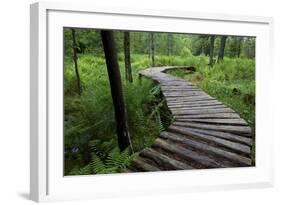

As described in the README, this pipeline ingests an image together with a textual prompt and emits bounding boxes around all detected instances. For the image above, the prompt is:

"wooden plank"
[161,81,192,85]
[163,91,206,95]
[168,125,251,154]
[153,138,226,168]
[167,99,219,106]
[161,87,200,91]
[122,168,134,173]
[164,93,205,98]
[161,86,199,90]
[161,80,191,83]
[169,125,253,145]
[174,113,241,119]
[162,84,194,88]
[160,131,251,165]
[131,158,161,172]
[170,107,233,113]
[172,108,235,115]
[169,104,226,109]
[175,118,248,125]
[173,121,251,136]
[141,148,194,170]
[166,96,214,101]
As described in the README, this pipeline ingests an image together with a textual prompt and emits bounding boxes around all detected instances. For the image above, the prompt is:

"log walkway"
[127,66,253,172]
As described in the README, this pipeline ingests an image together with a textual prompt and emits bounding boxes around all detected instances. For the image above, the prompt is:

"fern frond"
[78,164,92,175]
[91,153,106,174]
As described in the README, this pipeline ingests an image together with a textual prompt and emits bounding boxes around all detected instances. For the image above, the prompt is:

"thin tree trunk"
[151,32,155,67]
[218,36,227,63]
[138,33,142,53]
[100,30,132,152]
[237,37,243,58]
[124,32,133,82]
[167,33,173,56]
[71,29,82,95]
[209,35,215,66]
[147,33,151,61]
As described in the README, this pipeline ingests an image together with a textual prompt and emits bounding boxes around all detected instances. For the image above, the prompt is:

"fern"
[89,138,116,160]
[91,153,106,174]
[68,144,138,175]
[156,109,165,132]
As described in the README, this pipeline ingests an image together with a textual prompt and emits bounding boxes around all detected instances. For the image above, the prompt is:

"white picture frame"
[30,1,274,202]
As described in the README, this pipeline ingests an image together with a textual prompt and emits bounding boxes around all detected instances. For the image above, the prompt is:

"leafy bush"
[180,47,193,57]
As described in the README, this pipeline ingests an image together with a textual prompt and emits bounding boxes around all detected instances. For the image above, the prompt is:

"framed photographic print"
[30,1,274,202]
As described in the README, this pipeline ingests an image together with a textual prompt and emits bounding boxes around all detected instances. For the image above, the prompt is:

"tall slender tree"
[218,36,227,62]
[71,28,82,95]
[150,32,155,67]
[147,33,151,60]
[124,32,133,82]
[100,30,132,152]
[236,37,243,58]
[209,35,215,66]
[167,33,173,56]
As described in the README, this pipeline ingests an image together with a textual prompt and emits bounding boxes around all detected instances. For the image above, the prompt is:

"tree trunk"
[151,32,155,67]
[147,33,151,60]
[218,36,227,63]
[167,33,173,56]
[71,29,82,95]
[100,30,132,152]
[237,37,243,58]
[209,35,215,66]
[124,32,133,82]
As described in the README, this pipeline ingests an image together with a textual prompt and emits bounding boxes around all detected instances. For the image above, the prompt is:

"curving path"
[127,66,253,172]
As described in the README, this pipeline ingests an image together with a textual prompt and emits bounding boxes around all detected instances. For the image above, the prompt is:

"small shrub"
[180,47,193,57]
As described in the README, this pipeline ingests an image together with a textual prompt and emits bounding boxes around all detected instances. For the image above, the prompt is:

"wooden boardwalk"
[127,66,253,172]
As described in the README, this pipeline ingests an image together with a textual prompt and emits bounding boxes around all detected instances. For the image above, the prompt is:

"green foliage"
[180,47,193,57]
[64,53,173,175]
[68,145,138,175]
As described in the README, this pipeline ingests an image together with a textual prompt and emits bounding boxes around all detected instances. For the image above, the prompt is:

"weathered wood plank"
[153,138,226,168]
[161,84,197,88]
[141,148,194,170]
[122,168,134,173]
[163,91,206,96]
[169,126,253,145]
[172,108,235,115]
[168,125,251,154]
[166,96,214,101]
[175,118,248,125]
[173,121,251,136]
[167,100,219,106]
[169,104,226,110]
[131,158,161,172]
[174,113,241,119]
[172,110,235,115]
[161,87,200,91]
[160,131,251,165]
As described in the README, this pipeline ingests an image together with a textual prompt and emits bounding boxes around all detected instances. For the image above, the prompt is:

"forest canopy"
[64,29,255,59]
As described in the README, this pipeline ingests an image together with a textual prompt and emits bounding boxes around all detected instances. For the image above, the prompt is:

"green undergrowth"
[64,54,173,175]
